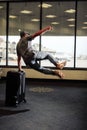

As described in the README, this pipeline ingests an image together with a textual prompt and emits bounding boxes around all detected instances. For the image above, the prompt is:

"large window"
[76,1,87,68]
[0,3,6,65]
[0,1,87,69]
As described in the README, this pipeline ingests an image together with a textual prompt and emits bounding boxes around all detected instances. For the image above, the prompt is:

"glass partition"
[0,3,6,65]
[41,1,75,67]
[76,1,87,68]
[8,2,40,65]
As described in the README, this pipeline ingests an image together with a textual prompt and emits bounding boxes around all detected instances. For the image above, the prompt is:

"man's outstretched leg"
[45,54,67,70]
[35,52,67,70]
[29,61,65,79]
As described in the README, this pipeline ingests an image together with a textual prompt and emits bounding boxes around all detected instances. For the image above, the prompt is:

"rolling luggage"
[5,70,26,106]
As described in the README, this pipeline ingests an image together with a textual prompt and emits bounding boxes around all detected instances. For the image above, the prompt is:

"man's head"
[20,31,30,38]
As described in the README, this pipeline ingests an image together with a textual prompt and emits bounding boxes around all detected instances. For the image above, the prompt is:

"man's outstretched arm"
[17,55,22,71]
[31,26,53,39]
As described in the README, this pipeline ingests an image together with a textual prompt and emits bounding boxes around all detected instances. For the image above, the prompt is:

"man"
[16,26,66,78]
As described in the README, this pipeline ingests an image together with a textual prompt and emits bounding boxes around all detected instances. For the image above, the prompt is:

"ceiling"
[0,1,87,36]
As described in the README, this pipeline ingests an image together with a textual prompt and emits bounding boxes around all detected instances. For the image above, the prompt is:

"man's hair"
[20,31,25,38]
[20,31,30,38]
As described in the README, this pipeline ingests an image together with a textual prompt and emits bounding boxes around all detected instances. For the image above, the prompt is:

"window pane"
[0,3,6,65]
[76,1,87,68]
[41,2,75,67]
[8,2,40,65]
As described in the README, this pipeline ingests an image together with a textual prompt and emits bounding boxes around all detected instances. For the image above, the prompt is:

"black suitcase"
[5,70,26,106]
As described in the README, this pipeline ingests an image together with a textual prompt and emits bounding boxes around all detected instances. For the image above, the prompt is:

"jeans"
[27,51,59,75]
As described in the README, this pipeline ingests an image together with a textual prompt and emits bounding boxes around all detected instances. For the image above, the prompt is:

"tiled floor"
[0,79,87,130]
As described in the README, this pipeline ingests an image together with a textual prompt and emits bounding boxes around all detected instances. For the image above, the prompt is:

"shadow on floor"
[0,100,30,117]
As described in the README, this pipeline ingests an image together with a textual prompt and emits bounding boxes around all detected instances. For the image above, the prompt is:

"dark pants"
[27,51,59,75]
